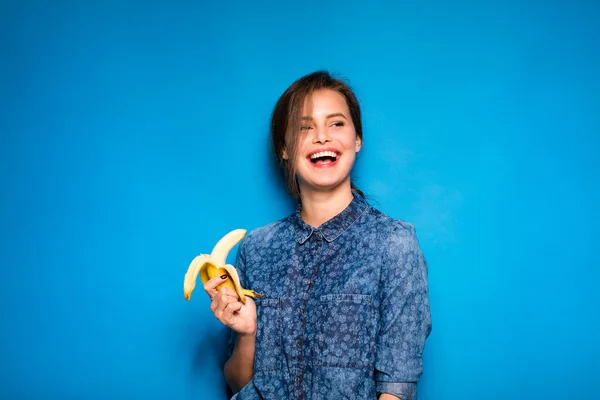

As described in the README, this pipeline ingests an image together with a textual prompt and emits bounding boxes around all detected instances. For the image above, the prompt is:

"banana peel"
[184,229,263,304]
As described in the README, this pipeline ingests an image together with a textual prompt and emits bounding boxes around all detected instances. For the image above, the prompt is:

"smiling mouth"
[308,150,339,165]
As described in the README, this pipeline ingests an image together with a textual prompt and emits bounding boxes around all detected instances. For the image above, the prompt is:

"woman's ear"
[355,136,362,153]
[282,148,289,160]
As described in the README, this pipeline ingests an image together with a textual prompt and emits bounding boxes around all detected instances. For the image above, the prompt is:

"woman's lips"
[306,153,341,168]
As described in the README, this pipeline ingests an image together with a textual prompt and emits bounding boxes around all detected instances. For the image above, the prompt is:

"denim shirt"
[228,192,432,400]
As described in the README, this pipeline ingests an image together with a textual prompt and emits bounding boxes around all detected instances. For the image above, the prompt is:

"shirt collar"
[294,191,369,244]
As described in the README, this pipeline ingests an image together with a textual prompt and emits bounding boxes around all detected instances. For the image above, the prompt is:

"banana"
[183,229,263,304]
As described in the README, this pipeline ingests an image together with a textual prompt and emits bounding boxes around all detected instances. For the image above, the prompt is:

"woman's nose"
[313,126,330,144]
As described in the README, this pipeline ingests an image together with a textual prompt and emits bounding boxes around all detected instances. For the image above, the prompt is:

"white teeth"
[310,151,338,160]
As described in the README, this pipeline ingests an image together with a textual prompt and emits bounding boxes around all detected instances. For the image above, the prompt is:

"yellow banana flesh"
[183,229,264,304]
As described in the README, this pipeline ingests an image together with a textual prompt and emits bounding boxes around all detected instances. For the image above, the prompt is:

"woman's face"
[284,89,362,195]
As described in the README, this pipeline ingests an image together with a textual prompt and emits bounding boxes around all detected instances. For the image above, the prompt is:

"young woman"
[203,71,432,400]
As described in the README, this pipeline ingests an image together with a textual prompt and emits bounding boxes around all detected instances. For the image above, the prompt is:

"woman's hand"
[203,275,257,336]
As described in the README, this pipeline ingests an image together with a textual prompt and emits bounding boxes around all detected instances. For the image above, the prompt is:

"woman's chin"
[299,178,351,194]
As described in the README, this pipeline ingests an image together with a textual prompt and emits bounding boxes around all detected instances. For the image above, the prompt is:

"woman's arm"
[203,276,258,394]
[379,394,401,400]
[224,330,256,393]
[217,236,259,394]
[374,223,432,400]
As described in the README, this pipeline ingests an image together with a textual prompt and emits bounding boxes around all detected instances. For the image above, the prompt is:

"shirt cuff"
[376,382,417,400]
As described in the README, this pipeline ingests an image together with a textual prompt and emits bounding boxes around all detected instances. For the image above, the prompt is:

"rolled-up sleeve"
[375,223,432,400]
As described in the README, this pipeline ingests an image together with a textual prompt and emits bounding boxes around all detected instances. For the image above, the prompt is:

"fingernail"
[220,274,227,280]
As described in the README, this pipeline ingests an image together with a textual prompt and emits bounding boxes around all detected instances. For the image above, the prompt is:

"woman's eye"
[332,122,344,127]
[300,125,312,131]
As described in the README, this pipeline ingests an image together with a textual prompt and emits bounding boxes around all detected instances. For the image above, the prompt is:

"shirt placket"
[291,229,323,400]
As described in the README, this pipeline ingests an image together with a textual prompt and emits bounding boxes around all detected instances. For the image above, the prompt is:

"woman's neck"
[299,181,354,228]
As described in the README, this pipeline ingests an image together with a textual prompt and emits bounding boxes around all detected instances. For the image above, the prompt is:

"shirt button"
[296,376,302,382]
[304,279,311,285]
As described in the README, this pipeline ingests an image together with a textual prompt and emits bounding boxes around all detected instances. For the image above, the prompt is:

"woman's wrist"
[238,329,257,339]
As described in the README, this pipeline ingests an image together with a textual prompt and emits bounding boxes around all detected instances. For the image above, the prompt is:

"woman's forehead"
[302,89,349,116]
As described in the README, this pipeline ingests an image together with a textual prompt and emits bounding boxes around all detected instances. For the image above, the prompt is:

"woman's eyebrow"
[301,113,348,120]
[326,113,348,120]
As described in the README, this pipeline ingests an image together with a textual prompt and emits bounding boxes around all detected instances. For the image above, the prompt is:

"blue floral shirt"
[228,192,431,400]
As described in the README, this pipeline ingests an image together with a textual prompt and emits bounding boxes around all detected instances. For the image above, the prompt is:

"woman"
[203,71,432,400]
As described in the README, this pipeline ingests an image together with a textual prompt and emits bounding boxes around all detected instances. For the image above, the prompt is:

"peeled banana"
[183,228,263,304]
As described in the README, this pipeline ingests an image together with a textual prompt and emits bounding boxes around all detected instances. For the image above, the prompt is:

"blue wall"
[1,1,599,399]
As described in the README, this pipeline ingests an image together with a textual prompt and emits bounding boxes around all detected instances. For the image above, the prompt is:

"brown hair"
[270,70,364,200]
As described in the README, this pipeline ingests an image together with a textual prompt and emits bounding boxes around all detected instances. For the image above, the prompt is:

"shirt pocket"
[313,293,374,368]
[254,298,282,372]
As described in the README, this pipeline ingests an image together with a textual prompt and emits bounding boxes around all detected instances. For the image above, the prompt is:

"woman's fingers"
[205,285,250,331]
[211,287,241,315]
[210,292,239,312]
[203,274,228,299]
[211,295,256,335]
[215,287,239,303]
[220,301,243,325]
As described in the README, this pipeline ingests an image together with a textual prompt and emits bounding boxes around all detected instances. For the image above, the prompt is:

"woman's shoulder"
[241,214,295,248]
[363,204,424,264]
[364,202,416,237]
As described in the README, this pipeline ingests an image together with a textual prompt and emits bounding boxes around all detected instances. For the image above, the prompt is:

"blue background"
[1,1,599,399]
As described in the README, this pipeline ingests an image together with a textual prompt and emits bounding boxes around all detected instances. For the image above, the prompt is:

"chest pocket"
[254,298,282,371]
[313,293,374,368]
